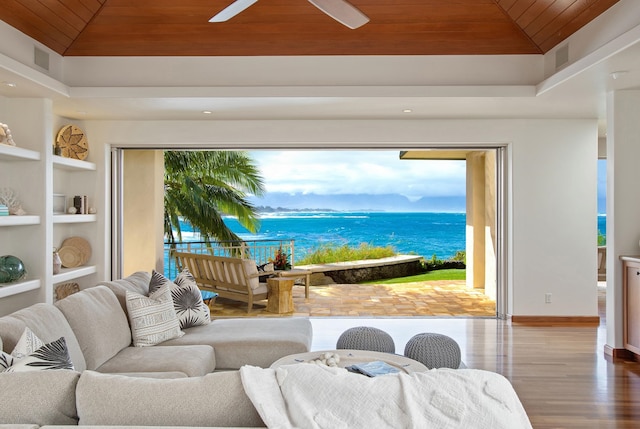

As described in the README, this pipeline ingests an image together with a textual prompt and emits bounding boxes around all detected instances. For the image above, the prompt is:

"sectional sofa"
[0,271,312,427]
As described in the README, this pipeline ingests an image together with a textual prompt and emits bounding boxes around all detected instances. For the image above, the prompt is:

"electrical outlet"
[545,293,552,304]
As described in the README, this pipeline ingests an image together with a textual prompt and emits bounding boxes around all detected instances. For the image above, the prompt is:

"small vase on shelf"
[53,248,62,274]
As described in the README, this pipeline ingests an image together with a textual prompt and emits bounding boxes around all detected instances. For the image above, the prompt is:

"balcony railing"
[164,239,295,278]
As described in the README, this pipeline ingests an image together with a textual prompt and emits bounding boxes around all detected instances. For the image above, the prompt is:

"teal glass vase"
[0,255,27,284]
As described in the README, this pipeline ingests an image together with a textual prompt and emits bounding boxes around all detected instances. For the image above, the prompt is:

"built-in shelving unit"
[0,99,101,314]
[52,145,98,294]
[52,154,96,171]
[0,215,40,226]
[53,214,97,224]
[53,265,98,284]
[0,144,40,161]
[0,279,41,299]
[0,121,44,303]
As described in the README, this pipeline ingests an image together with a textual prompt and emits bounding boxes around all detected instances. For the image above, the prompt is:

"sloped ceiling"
[0,0,620,56]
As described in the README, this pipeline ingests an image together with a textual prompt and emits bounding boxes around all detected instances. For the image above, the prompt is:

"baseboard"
[510,316,600,326]
[604,345,640,361]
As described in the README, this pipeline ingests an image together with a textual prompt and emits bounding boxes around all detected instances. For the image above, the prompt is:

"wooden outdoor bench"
[174,252,273,312]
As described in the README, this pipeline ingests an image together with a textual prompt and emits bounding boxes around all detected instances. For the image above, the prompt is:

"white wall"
[606,90,640,348]
[83,118,599,317]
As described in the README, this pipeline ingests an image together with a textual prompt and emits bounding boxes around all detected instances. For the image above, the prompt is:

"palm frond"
[164,150,265,245]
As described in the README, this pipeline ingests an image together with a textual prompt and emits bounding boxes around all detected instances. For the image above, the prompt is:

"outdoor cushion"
[214,282,268,295]
[55,286,132,370]
[242,259,260,290]
[95,344,215,377]
[0,303,86,372]
[0,370,80,425]
[160,318,312,369]
[76,370,264,427]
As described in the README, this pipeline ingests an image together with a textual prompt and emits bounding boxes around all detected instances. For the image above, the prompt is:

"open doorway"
[112,147,505,318]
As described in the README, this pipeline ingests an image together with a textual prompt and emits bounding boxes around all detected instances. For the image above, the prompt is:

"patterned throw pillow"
[11,326,44,359]
[1,328,74,372]
[173,269,211,328]
[148,270,210,329]
[126,284,185,347]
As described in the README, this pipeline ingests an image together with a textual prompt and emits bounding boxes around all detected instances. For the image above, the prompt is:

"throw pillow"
[173,269,211,328]
[257,262,274,273]
[11,326,44,359]
[148,270,210,329]
[1,330,74,373]
[126,284,184,347]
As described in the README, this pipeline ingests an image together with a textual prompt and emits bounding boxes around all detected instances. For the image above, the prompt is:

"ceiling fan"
[209,0,370,29]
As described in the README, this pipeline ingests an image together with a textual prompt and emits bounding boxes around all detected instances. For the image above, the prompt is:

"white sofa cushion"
[95,343,215,377]
[0,303,86,372]
[56,286,132,370]
[0,370,80,425]
[161,318,313,370]
[76,370,264,427]
[98,271,151,316]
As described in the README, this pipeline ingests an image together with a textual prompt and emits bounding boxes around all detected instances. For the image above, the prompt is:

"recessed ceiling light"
[403,109,413,113]
[202,110,213,114]
[2,81,16,88]
[610,71,629,80]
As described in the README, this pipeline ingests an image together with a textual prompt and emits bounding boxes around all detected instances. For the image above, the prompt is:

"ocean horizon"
[179,211,467,262]
[176,212,608,260]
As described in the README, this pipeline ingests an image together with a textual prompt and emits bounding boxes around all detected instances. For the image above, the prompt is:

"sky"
[249,150,467,201]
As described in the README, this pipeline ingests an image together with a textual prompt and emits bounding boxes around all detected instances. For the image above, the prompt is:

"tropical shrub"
[297,243,396,265]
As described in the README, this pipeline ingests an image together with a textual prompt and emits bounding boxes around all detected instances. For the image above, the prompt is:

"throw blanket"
[240,364,532,429]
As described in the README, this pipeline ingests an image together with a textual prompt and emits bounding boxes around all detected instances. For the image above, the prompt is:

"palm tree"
[164,151,265,245]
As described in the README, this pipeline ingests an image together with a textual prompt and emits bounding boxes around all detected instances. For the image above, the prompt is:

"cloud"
[250,150,466,199]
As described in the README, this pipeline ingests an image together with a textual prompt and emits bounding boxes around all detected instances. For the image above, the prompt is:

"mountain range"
[249,192,466,212]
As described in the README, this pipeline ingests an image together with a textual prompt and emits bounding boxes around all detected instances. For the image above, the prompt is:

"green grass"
[297,243,396,265]
[362,269,466,284]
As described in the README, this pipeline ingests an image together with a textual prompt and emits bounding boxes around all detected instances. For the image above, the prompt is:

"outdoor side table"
[266,277,295,314]
[276,269,312,298]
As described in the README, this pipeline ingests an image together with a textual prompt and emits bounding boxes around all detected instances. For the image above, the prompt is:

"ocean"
[168,212,607,276]
[222,211,467,261]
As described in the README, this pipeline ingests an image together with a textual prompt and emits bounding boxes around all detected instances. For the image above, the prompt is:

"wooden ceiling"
[0,0,620,56]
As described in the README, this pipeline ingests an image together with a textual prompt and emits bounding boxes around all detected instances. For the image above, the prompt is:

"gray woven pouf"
[404,333,461,369]
[336,326,395,353]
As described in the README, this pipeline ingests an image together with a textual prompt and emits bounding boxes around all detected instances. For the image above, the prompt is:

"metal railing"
[163,239,294,278]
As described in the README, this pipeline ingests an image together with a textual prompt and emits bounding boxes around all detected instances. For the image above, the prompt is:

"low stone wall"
[298,255,424,285]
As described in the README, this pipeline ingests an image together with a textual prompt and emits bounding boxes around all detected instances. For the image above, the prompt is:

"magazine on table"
[346,360,400,377]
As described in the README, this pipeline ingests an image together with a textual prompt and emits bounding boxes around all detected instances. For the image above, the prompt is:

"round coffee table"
[270,349,428,373]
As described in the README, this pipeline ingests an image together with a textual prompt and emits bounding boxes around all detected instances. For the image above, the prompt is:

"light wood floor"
[307,285,640,429]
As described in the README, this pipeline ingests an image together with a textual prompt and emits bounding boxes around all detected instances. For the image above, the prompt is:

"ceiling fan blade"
[308,0,369,29]
[209,0,258,22]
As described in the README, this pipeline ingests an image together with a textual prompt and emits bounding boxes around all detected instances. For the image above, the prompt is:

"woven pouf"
[404,333,461,369]
[336,326,396,353]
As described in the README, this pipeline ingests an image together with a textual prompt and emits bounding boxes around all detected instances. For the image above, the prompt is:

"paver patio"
[209,280,496,318]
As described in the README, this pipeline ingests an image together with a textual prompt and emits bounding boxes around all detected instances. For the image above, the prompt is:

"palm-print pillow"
[1,329,74,373]
[149,269,211,329]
